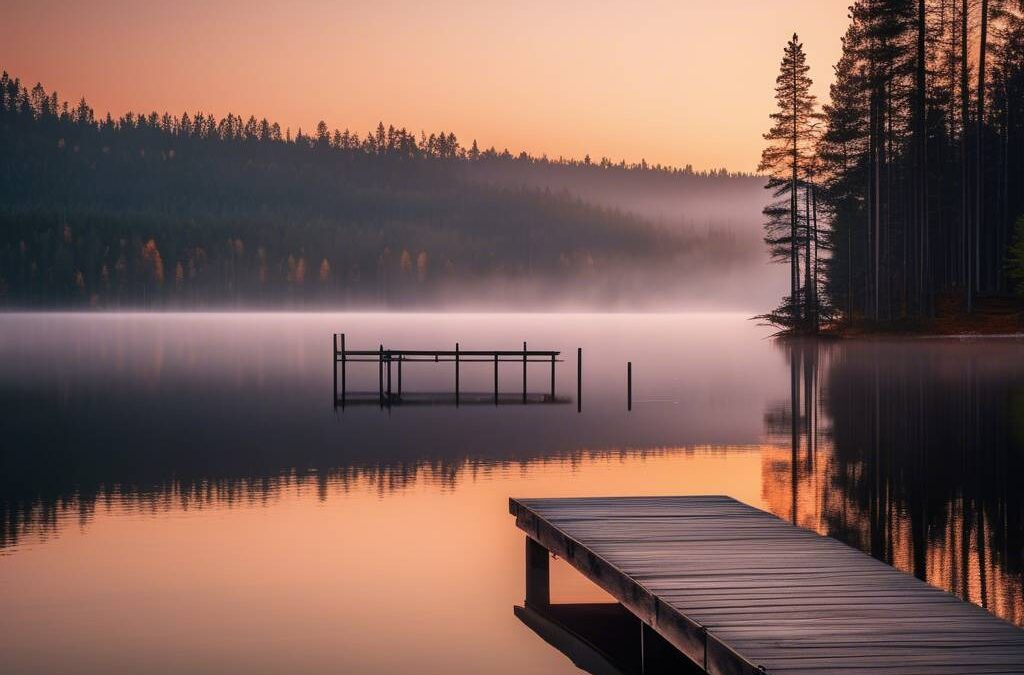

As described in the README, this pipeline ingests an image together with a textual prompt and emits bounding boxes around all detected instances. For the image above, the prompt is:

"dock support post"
[522,341,527,404]
[455,343,460,406]
[577,348,582,413]
[525,537,550,609]
[332,334,338,406]
[378,344,384,407]
[550,354,555,401]
[397,356,402,398]
[628,361,632,411]
[340,333,346,407]
[494,353,499,405]
[386,351,392,406]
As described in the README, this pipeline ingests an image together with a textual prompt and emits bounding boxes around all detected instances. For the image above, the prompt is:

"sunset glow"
[4,1,1024,672]
[4,0,849,171]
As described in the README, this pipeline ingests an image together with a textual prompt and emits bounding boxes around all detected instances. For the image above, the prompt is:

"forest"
[760,0,1024,331]
[0,71,763,309]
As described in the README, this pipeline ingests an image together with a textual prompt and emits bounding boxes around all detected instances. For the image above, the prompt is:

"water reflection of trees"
[764,339,1024,626]
[1,463,449,549]
[0,445,725,551]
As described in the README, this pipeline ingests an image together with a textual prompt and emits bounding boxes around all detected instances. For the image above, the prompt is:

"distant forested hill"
[471,158,767,235]
[0,71,770,309]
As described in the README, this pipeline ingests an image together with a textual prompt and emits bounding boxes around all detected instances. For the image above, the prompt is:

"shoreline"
[807,295,1024,341]
[828,330,1024,340]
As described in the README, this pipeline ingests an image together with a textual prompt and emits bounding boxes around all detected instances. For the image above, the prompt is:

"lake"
[1,313,1022,674]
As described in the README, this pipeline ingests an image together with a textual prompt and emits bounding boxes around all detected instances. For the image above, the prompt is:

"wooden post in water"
[340,333,346,407]
[627,361,632,411]
[577,348,582,413]
[455,343,460,406]
[332,334,338,405]
[550,354,555,401]
[378,344,384,407]
[386,350,392,406]
[522,341,528,404]
[397,355,402,398]
[525,537,550,608]
[494,353,499,405]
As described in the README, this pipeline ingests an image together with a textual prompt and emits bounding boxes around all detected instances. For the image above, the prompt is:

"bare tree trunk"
[792,65,801,326]
[874,94,882,320]
[812,183,819,331]
[805,180,812,327]
[849,199,855,321]
[886,78,894,321]
[962,0,973,312]
[946,0,957,290]
[917,0,929,315]
[975,0,988,294]
[1001,82,1010,291]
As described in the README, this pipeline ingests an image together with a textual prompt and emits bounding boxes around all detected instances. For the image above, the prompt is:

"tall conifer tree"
[760,34,819,331]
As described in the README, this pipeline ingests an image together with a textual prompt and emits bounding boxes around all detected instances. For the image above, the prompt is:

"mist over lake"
[2,313,1023,674]
[4,0,1024,671]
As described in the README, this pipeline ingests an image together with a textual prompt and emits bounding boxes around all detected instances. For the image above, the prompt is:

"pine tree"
[811,0,1024,328]
[759,34,819,331]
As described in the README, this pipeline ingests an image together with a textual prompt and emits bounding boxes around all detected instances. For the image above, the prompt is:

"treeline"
[760,1,1024,330]
[471,159,767,239]
[0,71,750,308]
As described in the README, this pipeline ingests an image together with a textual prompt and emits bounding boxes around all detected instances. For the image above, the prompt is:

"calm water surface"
[1,313,1022,674]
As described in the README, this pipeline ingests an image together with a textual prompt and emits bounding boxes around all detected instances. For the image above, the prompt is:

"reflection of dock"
[329,391,565,406]
[510,496,1024,674]
[514,602,698,675]
[333,333,580,409]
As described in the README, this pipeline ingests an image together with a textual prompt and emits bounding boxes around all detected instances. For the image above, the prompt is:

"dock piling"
[341,333,346,406]
[332,334,338,405]
[628,361,632,411]
[455,342,460,406]
[494,353,499,405]
[577,348,582,413]
[525,537,550,609]
[386,351,392,405]
[522,341,527,404]
[378,344,384,406]
[550,354,555,401]
[397,355,402,398]
[510,495,1024,674]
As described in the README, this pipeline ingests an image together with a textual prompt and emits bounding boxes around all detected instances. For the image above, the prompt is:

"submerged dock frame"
[333,333,567,407]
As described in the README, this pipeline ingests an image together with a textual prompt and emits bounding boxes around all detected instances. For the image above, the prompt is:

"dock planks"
[509,495,1024,674]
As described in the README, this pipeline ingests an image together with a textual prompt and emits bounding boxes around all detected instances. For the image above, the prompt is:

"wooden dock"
[510,495,1024,674]
[333,333,577,407]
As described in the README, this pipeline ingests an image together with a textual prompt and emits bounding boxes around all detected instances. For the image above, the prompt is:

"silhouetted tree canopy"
[0,70,757,308]
[763,1,1024,331]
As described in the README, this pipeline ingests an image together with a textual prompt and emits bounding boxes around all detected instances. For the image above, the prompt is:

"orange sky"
[5,0,850,172]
